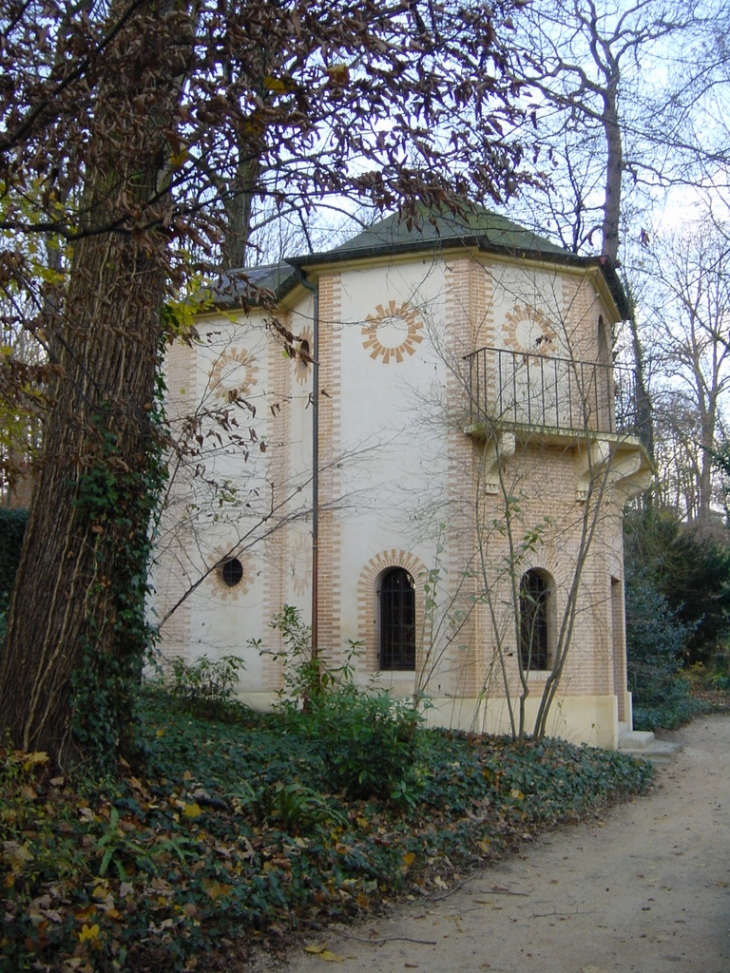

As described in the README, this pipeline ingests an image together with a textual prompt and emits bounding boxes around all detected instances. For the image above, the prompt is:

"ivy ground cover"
[1,690,654,972]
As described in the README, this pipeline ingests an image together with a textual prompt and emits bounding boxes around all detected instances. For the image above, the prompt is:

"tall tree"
[645,218,730,530]
[511,0,713,460]
[0,0,527,769]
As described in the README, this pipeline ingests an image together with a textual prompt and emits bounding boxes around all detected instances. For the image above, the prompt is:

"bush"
[626,566,702,730]
[624,508,730,667]
[160,653,247,721]
[291,685,424,804]
[264,605,424,804]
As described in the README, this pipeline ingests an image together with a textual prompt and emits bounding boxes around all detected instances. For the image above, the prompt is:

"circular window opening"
[221,557,244,587]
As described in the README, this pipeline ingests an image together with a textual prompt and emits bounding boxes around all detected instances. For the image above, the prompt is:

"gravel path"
[278,714,730,973]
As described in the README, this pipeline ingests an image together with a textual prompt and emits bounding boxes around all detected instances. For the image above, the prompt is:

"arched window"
[597,314,611,366]
[520,570,551,671]
[597,314,615,431]
[379,568,416,670]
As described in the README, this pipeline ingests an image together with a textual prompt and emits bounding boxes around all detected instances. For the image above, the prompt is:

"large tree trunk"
[222,155,261,270]
[601,82,623,265]
[0,1,191,770]
[599,76,655,465]
[624,285,654,464]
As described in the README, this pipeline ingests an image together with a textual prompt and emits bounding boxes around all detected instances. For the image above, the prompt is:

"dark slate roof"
[291,204,627,317]
[293,204,567,262]
[208,205,628,318]
[204,262,299,307]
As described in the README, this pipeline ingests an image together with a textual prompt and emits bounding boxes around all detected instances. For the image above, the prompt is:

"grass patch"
[1,688,654,972]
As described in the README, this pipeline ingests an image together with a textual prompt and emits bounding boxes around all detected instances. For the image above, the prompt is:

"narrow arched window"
[379,568,416,670]
[597,315,611,366]
[520,570,550,671]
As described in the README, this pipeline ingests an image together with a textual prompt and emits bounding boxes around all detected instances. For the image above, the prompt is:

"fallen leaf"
[23,751,50,771]
[203,879,233,900]
[78,923,100,943]
[3,841,34,872]
[40,909,64,923]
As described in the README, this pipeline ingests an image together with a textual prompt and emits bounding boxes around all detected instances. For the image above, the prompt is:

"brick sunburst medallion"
[209,348,258,400]
[503,304,556,354]
[361,299,424,364]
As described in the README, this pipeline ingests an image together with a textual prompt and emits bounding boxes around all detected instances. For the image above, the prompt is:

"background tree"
[624,506,730,669]
[509,0,725,462]
[642,218,730,529]
[0,0,528,770]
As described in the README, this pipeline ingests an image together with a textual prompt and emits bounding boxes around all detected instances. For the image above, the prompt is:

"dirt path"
[280,715,730,973]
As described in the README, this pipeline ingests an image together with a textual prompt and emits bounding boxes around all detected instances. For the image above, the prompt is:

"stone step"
[619,730,655,750]
[618,729,683,763]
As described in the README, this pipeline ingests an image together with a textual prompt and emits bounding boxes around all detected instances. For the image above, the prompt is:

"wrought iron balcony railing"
[465,346,639,437]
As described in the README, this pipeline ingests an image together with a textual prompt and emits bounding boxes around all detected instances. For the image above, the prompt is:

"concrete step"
[619,730,655,750]
[618,729,683,763]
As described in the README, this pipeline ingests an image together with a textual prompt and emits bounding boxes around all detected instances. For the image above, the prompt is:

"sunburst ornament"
[209,348,258,401]
[503,304,556,354]
[361,299,424,364]
[206,546,254,601]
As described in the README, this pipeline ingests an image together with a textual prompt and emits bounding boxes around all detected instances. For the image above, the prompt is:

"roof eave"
[290,238,628,319]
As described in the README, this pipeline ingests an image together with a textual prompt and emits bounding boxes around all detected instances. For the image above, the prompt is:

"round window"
[221,557,244,587]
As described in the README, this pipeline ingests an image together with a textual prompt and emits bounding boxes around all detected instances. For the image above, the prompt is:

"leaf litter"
[0,688,653,971]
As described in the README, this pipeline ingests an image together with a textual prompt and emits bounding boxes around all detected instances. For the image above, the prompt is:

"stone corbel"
[610,448,653,502]
[575,439,652,502]
[483,431,516,494]
[575,439,611,501]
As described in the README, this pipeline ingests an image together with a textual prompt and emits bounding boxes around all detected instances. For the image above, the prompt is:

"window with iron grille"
[379,568,416,670]
[221,557,243,587]
[520,569,550,671]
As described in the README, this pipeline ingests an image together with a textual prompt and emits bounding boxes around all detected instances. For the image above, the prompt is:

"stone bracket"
[575,439,652,501]
[483,431,516,494]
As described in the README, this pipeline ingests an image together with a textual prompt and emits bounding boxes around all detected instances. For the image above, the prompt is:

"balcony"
[464,346,640,440]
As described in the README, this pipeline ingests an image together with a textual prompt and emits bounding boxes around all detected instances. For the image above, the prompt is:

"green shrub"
[161,653,247,720]
[293,685,424,804]
[626,566,702,730]
[624,508,730,667]
[263,606,424,805]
